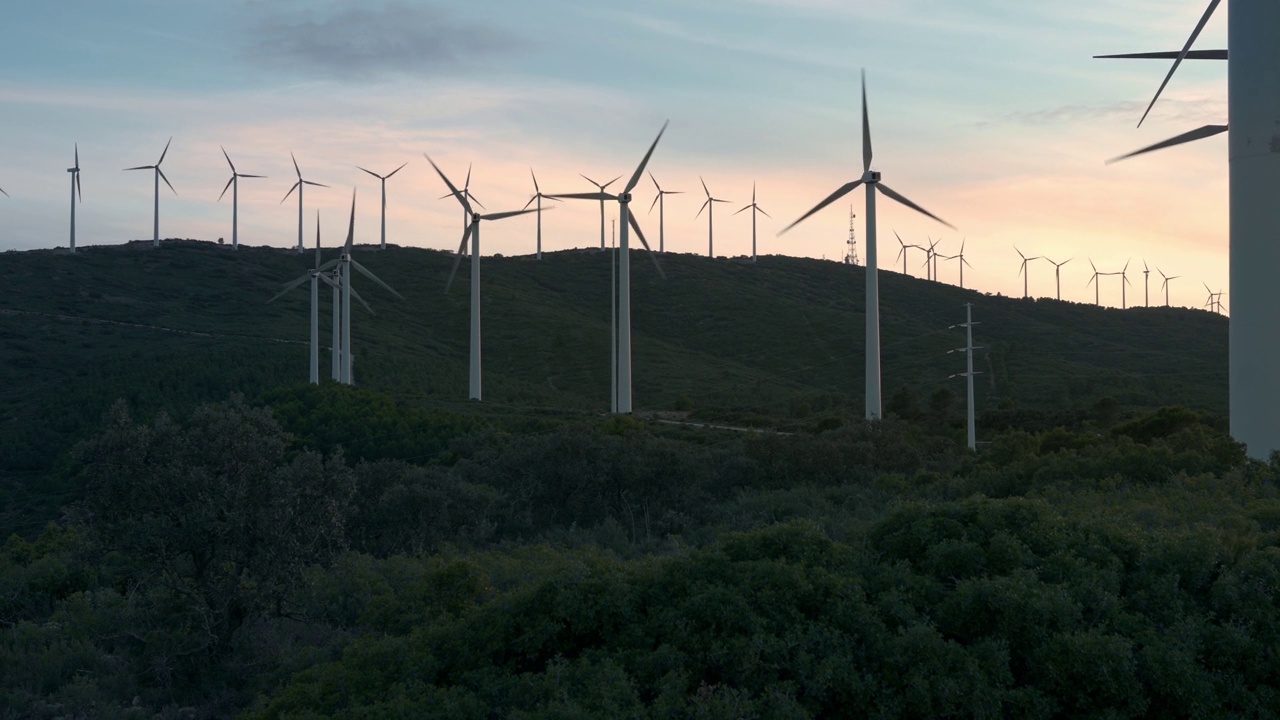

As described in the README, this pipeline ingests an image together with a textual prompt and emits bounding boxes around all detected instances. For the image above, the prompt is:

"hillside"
[1,239,1226,476]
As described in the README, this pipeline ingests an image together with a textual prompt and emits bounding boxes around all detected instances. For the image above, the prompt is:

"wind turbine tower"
[1087,260,1103,305]
[1015,247,1040,299]
[524,169,559,260]
[697,177,731,258]
[780,70,954,420]
[1046,257,1072,300]
[282,153,329,253]
[648,173,682,253]
[218,147,266,250]
[1119,259,1133,309]
[1143,260,1151,306]
[124,137,176,248]
[1098,0,1280,458]
[67,145,82,253]
[733,183,770,262]
[582,174,620,250]
[1159,268,1179,306]
[893,232,920,276]
[357,161,407,250]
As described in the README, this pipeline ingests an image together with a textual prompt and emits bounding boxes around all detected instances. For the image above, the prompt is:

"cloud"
[242,1,527,81]
[979,95,1225,128]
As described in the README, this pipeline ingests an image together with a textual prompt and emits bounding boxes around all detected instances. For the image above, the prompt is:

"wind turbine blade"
[123,165,154,171]
[157,137,172,165]
[1095,50,1227,60]
[601,175,622,190]
[481,207,544,222]
[268,274,312,303]
[281,182,300,204]
[318,258,341,272]
[551,192,613,201]
[386,162,407,178]
[649,170,661,193]
[317,273,339,290]
[876,183,955,229]
[222,146,235,172]
[352,260,403,299]
[1106,124,1228,164]
[348,285,375,315]
[464,163,472,190]
[733,204,751,216]
[445,224,471,293]
[239,174,267,179]
[424,154,471,214]
[628,213,666,279]
[648,193,661,214]
[700,176,711,198]
[75,172,82,202]
[158,168,177,195]
[0,187,7,198]
[74,143,79,168]
[522,195,537,211]
[529,167,540,195]
[862,69,873,172]
[303,181,329,188]
[291,152,301,179]
[344,189,356,252]
[1137,0,1222,128]
[624,119,669,193]
[777,180,863,235]
[466,190,485,210]
[218,175,235,202]
[713,198,733,205]
[357,166,381,180]
[696,198,710,219]
[758,207,771,219]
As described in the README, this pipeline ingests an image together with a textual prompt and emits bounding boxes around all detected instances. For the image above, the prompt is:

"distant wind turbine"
[357,161,408,250]
[733,183,770,262]
[428,155,542,401]
[1015,247,1040,298]
[1159,267,1179,306]
[779,70,955,420]
[1203,282,1225,314]
[523,168,559,260]
[123,137,176,248]
[893,232,921,276]
[281,153,328,253]
[922,237,941,281]
[335,189,402,384]
[648,172,682,253]
[696,177,732,258]
[67,144,82,253]
[1119,259,1133,309]
[951,238,973,289]
[1087,260,1103,305]
[581,174,620,250]
[1142,260,1151,307]
[218,147,265,250]
[269,211,346,384]
[439,164,484,242]
[549,122,669,413]
[1045,257,1072,300]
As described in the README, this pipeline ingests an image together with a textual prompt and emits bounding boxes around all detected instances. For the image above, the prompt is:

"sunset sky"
[0,0,1229,311]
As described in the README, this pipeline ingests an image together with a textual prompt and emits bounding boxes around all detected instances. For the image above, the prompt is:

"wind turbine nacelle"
[864,171,882,183]
[618,192,632,203]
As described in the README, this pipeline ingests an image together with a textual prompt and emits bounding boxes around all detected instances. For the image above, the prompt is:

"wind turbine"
[696,177,732,258]
[123,137,176,248]
[268,211,351,384]
[218,147,265,250]
[947,238,974,288]
[733,183,770,262]
[336,190,401,384]
[1098,0,1280,458]
[357,161,408,250]
[648,172,682,253]
[523,168,560,260]
[1118,259,1133,309]
[779,70,954,420]
[1203,282,1226,314]
[439,164,485,242]
[1159,267,1180,306]
[1015,247,1040,299]
[281,153,328,253]
[1142,261,1151,306]
[1087,260,1103,305]
[921,237,942,281]
[893,232,921,276]
[67,144,82,253]
[549,122,669,413]
[428,155,542,401]
[1045,257,1072,300]
[581,174,620,250]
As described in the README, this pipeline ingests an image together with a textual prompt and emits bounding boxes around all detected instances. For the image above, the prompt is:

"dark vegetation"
[0,241,1257,718]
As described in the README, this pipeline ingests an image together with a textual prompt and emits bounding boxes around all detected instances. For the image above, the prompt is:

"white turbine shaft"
[342,260,353,384]
[865,183,881,419]
[537,194,543,260]
[297,183,304,253]
[232,176,239,249]
[69,171,77,253]
[331,273,341,381]
[618,197,632,413]
[380,178,387,250]
[752,203,757,262]
[310,273,319,384]
[470,217,482,400]
[611,225,618,413]
[966,303,977,451]
[1230,0,1280,459]
[152,168,160,247]
[659,194,665,253]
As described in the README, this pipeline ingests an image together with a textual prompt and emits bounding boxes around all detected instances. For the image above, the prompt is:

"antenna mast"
[948,303,982,451]
[845,205,860,266]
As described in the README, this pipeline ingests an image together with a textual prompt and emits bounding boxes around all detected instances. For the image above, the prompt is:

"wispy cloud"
[241,1,528,81]
[979,95,1225,128]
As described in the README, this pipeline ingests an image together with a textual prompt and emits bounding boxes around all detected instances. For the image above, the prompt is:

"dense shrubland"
[2,387,1277,718]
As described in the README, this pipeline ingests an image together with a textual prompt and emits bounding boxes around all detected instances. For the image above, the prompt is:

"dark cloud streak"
[242,1,526,81]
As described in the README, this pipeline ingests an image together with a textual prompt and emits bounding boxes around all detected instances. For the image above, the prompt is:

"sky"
[0,0,1230,311]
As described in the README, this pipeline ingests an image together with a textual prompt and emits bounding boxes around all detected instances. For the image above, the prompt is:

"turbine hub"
[863,170,881,183]
[618,192,632,203]
[472,212,482,222]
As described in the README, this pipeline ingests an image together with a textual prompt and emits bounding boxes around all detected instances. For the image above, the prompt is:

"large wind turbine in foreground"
[696,177,731,258]
[124,137,176,248]
[358,162,407,250]
[523,169,559,260]
[428,155,541,401]
[733,183,770,262]
[67,145,82,253]
[218,147,265,250]
[1099,0,1280,458]
[648,172,682,252]
[282,153,328,253]
[780,70,953,420]
[550,123,669,413]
